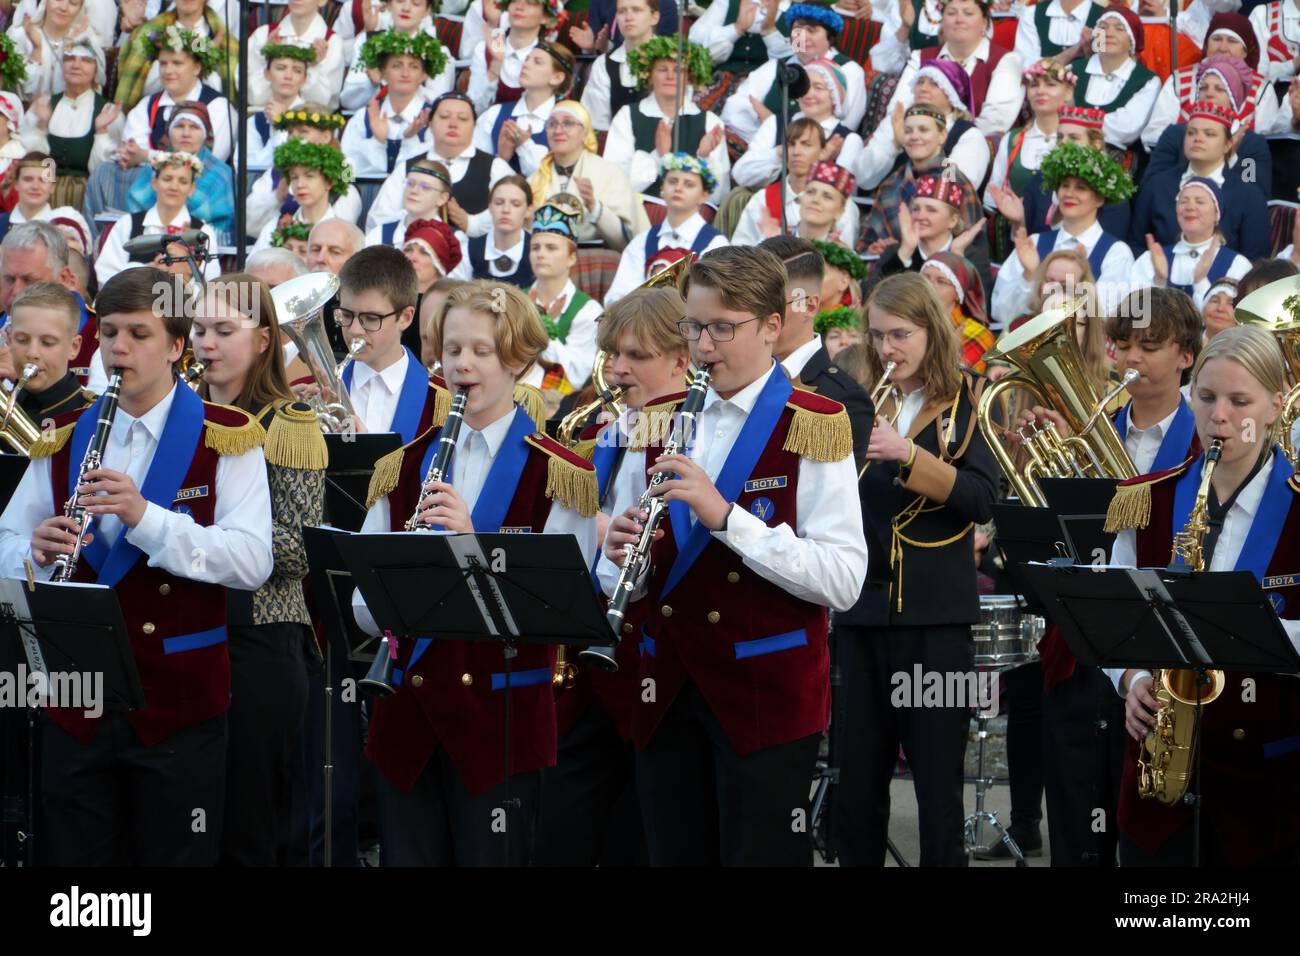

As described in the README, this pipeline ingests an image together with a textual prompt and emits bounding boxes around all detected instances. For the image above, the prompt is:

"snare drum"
[972,595,1042,667]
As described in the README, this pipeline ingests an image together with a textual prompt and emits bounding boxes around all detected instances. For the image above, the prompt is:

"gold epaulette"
[28,422,74,458]
[629,397,679,451]
[1103,466,1188,533]
[514,383,547,429]
[783,401,853,463]
[525,433,599,518]
[571,437,598,462]
[431,378,452,429]
[264,401,328,470]
[203,409,266,457]
[366,445,406,511]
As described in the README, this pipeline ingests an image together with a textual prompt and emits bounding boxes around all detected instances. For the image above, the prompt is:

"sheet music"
[445,536,521,638]
[0,577,42,674]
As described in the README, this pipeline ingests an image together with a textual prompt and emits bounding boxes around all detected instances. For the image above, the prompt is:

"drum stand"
[963,706,1026,867]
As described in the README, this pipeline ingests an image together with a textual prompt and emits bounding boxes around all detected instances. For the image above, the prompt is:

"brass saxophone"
[1139,438,1227,804]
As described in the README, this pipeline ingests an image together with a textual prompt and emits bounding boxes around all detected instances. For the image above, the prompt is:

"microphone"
[123,229,207,258]
[777,61,810,99]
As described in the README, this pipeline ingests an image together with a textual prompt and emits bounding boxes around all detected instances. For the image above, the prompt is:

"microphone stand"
[776,61,810,235]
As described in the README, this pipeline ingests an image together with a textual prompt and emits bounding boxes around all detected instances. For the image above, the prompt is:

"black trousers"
[42,711,227,866]
[377,748,539,866]
[534,699,646,866]
[1119,818,1300,868]
[1004,659,1045,838]
[1042,665,1127,866]
[220,622,312,866]
[833,624,972,867]
[635,681,820,867]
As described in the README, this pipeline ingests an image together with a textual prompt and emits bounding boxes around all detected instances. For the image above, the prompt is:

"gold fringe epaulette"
[366,445,406,510]
[264,401,328,470]
[28,422,74,458]
[204,413,266,457]
[571,437,598,462]
[431,379,452,429]
[629,398,678,451]
[525,434,599,518]
[783,401,853,463]
[514,383,547,429]
[1103,466,1188,533]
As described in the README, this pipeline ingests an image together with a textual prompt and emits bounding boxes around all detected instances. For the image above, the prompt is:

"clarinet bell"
[359,635,399,698]
[578,641,619,673]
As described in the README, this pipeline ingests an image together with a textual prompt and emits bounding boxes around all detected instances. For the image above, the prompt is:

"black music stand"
[337,531,612,865]
[1039,477,1119,567]
[990,503,1072,614]
[0,577,140,866]
[0,453,28,512]
[1021,563,1300,865]
[321,433,402,532]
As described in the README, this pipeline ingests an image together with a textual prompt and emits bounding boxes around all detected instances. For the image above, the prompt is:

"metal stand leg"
[963,710,1026,867]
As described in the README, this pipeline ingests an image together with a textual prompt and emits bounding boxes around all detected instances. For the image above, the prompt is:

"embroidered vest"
[467,233,535,286]
[1036,0,1103,58]
[47,91,108,177]
[919,44,1011,119]
[1071,58,1157,114]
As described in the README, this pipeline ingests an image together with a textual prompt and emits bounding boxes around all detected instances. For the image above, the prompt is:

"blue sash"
[1170,445,1294,579]
[1114,398,1197,474]
[70,383,206,588]
[341,346,428,444]
[253,111,270,147]
[403,406,537,675]
[660,363,792,600]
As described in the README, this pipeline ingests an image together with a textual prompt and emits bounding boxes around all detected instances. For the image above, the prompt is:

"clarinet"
[405,389,468,531]
[581,363,713,672]
[53,369,124,582]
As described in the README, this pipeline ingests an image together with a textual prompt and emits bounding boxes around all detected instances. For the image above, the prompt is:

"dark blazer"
[1142,123,1273,201]
[855,371,1000,628]
[793,345,874,469]
[1130,163,1271,261]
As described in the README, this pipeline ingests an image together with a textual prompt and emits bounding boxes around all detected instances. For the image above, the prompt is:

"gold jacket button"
[661,605,673,617]
[622,623,633,634]
[1232,728,1246,741]
[158,584,171,596]
[461,673,473,686]
[142,622,155,635]
[707,611,720,624]
[726,572,740,583]
[410,674,424,688]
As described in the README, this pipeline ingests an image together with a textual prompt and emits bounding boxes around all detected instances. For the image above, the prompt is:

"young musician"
[832,271,999,867]
[0,266,273,865]
[598,245,868,865]
[353,279,598,866]
[5,282,95,424]
[1105,324,1300,866]
[535,284,691,866]
[191,273,328,866]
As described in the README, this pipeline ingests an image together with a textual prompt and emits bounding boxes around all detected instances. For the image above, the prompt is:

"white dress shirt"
[122,81,235,162]
[868,0,933,75]
[339,22,454,113]
[991,219,1135,329]
[365,142,513,237]
[1106,453,1300,693]
[241,97,304,170]
[245,170,362,242]
[250,200,353,255]
[351,404,599,636]
[340,94,441,179]
[982,120,1057,210]
[856,116,992,192]
[349,347,411,434]
[892,387,928,439]
[450,231,525,281]
[0,383,272,589]
[594,362,869,612]
[731,113,865,191]
[248,15,345,110]
[730,176,860,248]
[888,39,1025,139]
[1077,55,1162,148]
[19,86,122,176]
[1122,400,1181,475]
[781,336,824,381]
[95,206,222,287]
[466,36,539,115]
[10,0,116,54]
[603,96,731,206]
[1251,0,1300,84]
[688,0,794,67]
[473,95,556,178]
[722,54,869,145]
[605,212,730,306]
[1131,239,1253,311]
[581,46,635,132]
[1014,0,1103,67]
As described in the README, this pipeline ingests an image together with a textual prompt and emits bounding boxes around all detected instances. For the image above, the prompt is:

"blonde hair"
[863,272,961,402]
[10,281,80,338]
[598,286,689,358]
[1025,248,1110,391]
[432,279,549,375]
[1191,324,1287,396]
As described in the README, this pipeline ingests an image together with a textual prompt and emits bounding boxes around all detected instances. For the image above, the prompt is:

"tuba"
[0,363,43,455]
[1233,276,1300,466]
[1139,439,1227,804]
[977,299,1138,506]
[273,272,359,432]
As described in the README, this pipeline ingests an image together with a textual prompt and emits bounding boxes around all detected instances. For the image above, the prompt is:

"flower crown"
[0,34,29,93]
[262,41,318,66]
[1039,141,1135,205]
[150,150,205,177]
[359,29,448,77]
[272,222,311,247]
[810,239,867,280]
[495,0,563,18]
[626,36,713,90]
[273,140,356,199]
[814,306,861,335]
[274,108,346,132]
[659,152,717,194]
[145,24,223,76]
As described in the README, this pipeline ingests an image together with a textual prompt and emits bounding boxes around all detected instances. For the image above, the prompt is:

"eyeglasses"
[544,119,583,132]
[677,317,761,342]
[867,328,919,346]
[334,307,398,331]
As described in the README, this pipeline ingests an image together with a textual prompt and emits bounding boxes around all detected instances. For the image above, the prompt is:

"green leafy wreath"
[0,35,29,93]
[261,42,318,66]
[273,140,355,199]
[810,239,867,281]
[626,36,714,90]
[144,24,224,77]
[1039,141,1135,205]
[358,29,448,79]
[272,222,311,247]
[814,306,861,335]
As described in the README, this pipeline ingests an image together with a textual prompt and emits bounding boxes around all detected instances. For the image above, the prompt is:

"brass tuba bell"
[0,363,43,456]
[1233,275,1300,466]
[272,272,358,432]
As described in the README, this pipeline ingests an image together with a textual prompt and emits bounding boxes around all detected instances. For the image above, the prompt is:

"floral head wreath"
[144,24,223,76]
[659,152,717,194]
[0,35,28,94]
[273,140,356,199]
[274,108,347,132]
[359,29,448,78]
[810,239,868,281]
[1039,141,1135,204]
[495,0,563,18]
[814,306,861,335]
[272,222,311,247]
[1023,58,1077,86]
[261,41,318,66]
[626,36,714,90]
[149,149,205,178]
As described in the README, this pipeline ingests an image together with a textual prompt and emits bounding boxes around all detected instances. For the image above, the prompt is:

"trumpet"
[557,353,625,447]
[178,349,206,391]
[0,363,43,455]
[53,370,124,581]
[858,361,899,478]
